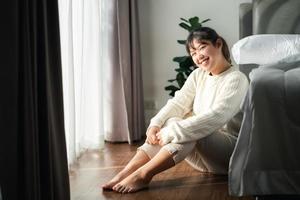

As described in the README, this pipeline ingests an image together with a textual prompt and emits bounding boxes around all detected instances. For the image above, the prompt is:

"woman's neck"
[210,59,231,76]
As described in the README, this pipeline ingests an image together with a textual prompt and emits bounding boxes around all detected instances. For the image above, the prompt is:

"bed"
[228,0,300,198]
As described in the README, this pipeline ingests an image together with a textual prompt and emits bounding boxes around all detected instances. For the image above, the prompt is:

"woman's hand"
[145,126,160,145]
[156,132,164,146]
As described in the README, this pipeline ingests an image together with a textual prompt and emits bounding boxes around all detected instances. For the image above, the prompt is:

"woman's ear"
[216,38,223,49]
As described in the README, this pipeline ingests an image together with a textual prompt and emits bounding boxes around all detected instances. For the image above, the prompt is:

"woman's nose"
[196,53,204,59]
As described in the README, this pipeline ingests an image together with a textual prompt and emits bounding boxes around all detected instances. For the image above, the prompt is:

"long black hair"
[185,27,231,64]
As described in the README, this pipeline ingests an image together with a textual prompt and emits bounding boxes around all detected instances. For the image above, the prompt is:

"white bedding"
[232,34,300,65]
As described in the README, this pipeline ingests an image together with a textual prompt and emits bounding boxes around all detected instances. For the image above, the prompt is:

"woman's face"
[189,38,223,74]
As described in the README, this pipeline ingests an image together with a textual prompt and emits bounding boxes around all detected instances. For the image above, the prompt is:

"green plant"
[165,17,210,97]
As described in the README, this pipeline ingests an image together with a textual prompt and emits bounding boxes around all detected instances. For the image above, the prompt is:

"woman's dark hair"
[185,27,231,64]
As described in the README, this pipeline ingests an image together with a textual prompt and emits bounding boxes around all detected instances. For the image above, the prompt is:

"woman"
[102,27,249,193]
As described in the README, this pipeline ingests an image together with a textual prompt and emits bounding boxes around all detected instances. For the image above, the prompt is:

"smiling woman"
[102,26,249,194]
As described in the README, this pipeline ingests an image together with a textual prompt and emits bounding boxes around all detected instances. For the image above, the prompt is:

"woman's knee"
[162,142,195,164]
[137,142,161,159]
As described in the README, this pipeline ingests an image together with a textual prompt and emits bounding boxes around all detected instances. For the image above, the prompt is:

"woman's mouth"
[200,58,209,65]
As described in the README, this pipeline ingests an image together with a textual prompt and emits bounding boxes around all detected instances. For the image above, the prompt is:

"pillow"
[232,34,300,65]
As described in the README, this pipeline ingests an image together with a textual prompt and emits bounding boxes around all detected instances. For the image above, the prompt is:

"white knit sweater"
[149,66,249,145]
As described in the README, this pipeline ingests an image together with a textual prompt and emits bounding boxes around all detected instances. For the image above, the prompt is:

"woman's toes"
[113,184,122,192]
[119,185,126,193]
[102,182,114,190]
[123,186,131,193]
[128,188,134,193]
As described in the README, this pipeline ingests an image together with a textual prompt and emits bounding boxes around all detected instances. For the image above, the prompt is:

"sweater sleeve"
[159,72,249,144]
[148,69,199,128]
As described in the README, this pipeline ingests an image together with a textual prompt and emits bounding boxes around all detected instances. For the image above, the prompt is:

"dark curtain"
[0,0,70,200]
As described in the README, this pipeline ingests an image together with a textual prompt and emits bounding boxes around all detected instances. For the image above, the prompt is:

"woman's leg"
[112,148,175,193]
[102,142,166,190]
[105,117,195,193]
[102,149,151,190]
[112,142,196,193]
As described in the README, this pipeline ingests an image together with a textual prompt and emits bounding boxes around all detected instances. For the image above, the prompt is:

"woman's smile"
[200,57,209,65]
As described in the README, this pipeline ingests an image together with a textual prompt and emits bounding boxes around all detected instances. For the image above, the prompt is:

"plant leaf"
[185,69,193,76]
[177,40,186,45]
[169,91,176,97]
[165,85,180,97]
[165,85,180,91]
[190,23,202,31]
[179,56,194,68]
[168,79,176,82]
[179,22,191,31]
[201,18,211,24]
[173,56,188,63]
[176,73,186,88]
[189,16,199,26]
[180,18,189,23]
[189,17,203,31]
[175,68,187,73]
[176,72,185,79]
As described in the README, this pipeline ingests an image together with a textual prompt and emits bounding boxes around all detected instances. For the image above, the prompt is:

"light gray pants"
[139,118,237,174]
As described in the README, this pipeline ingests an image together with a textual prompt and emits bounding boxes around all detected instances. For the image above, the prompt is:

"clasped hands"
[145,126,164,146]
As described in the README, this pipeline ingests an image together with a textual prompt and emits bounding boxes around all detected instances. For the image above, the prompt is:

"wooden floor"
[70,142,254,200]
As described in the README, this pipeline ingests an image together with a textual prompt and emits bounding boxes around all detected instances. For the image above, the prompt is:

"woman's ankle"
[137,167,153,182]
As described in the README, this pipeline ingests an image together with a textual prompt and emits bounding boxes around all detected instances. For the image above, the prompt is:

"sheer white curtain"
[58,0,104,165]
[58,0,145,166]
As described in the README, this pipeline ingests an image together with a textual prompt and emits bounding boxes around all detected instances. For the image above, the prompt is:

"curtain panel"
[58,0,105,166]
[103,0,145,143]
[0,0,70,199]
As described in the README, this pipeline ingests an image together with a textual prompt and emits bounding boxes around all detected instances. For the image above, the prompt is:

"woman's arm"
[158,72,249,144]
[148,69,200,128]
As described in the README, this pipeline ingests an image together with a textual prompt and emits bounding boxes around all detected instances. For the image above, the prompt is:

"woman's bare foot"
[102,150,151,190]
[112,169,151,193]
[102,168,134,190]
[102,176,122,190]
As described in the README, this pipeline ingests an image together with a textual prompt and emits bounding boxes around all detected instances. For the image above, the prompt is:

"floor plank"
[70,142,254,200]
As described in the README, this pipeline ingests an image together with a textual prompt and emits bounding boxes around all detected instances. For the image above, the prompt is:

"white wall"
[138,0,251,125]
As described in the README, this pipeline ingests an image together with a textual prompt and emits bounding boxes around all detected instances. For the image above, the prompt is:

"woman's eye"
[199,45,205,50]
